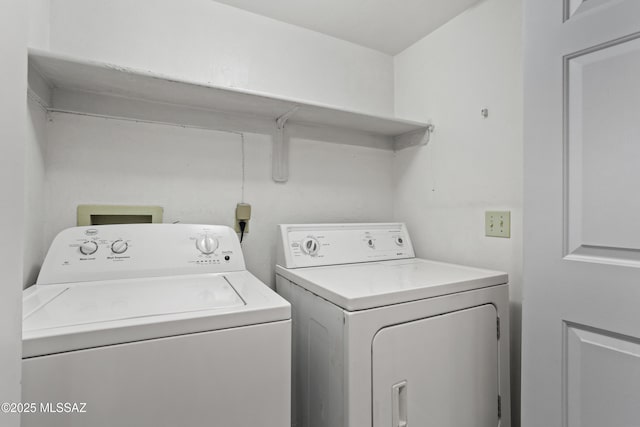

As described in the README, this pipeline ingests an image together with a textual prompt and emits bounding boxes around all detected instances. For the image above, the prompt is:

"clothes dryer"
[276,223,510,427]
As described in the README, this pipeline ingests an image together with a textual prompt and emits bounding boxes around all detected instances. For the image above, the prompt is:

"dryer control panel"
[37,224,245,285]
[277,223,415,269]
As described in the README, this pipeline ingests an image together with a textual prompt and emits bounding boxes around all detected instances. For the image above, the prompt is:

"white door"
[372,304,499,427]
[522,1,640,427]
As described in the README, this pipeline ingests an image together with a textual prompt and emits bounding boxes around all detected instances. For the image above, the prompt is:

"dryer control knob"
[79,241,98,256]
[196,236,218,255]
[111,240,129,254]
[301,237,320,256]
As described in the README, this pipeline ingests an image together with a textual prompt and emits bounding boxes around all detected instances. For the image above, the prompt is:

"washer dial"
[79,241,98,256]
[196,236,218,255]
[300,237,320,256]
[111,240,129,254]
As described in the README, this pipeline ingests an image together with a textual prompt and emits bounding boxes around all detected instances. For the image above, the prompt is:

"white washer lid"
[23,275,244,331]
[23,271,290,357]
[276,258,508,311]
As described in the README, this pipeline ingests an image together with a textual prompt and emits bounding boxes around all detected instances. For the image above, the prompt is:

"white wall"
[24,0,51,288]
[392,0,523,424]
[0,0,26,422]
[33,0,397,287]
[28,0,50,49]
[24,98,48,287]
[47,0,394,116]
[44,113,394,286]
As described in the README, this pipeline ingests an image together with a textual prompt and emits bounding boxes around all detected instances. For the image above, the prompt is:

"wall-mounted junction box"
[485,211,511,238]
[235,203,252,234]
[77,205,163,226]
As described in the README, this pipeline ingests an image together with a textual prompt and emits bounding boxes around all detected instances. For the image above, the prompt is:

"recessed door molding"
[563,31,640,267]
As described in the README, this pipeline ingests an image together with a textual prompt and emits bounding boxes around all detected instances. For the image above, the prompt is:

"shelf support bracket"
[393,123,435,151]
[420,123,435,145]
[272,106,299,183]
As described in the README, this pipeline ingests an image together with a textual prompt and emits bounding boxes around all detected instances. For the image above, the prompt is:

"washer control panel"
[277,223,415,268]
[37,224,245,285]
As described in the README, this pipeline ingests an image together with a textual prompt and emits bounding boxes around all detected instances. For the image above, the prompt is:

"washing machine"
[275,223,511,427]
[22,224,290,427]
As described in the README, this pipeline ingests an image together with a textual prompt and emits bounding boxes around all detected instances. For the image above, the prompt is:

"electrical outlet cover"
[485,211,511,238]
[235,203,252,234]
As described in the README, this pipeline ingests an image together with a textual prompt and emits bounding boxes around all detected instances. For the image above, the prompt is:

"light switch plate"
[485,211,511,238]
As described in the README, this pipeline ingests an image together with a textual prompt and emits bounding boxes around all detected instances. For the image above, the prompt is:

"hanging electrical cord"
[240,132,245,203]
[237,132,250,244]
[239,220,247,243]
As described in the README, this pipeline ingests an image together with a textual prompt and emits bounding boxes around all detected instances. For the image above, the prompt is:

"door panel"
[372,304,498,427]
[565,323,640,427]
[564,0,624,21]
[566,34,640,265]
[523,0,640,426]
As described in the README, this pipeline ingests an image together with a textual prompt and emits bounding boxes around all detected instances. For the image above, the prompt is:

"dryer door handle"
[391,380,408,427]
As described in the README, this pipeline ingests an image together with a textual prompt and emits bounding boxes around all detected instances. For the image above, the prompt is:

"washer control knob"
[395,236,405,246]
[79,241,98,256]
[301,237,320,256]
[196,236,218,255]
[111,240,129,254]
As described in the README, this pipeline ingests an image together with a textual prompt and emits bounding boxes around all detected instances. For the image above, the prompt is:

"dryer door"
[372,304,499,427]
